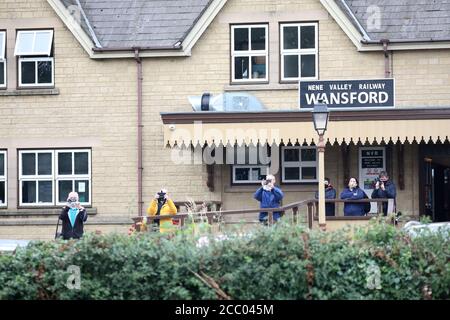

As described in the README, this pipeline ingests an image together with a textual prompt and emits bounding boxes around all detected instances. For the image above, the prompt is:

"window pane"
[251,27,265,50]
[284,148,299,162]
[234,56,249,79]
[21,61,36,84]
[285,167,300,180]
[0,181,5,204]
[301,148,316,161]
[38,153,52,175]
[37,60,52,84]
[251,56,266,79]
[38,180,52,203]
[301,54,316,78]
[17,32,34,54]
[283,26,298,49]
[74,152,89,175]
[58,180,73,203]
[58,152,72,175]
[0,153,4,176]
[34,31,52,54]
[0,32,4,59]
[22,181,36,203]
[75,180,89,203]
[0,62,4,85]
[235,168,249,181]
[301,26,315,49]
[301,167,317,180]
[283,55,299,78]
[22,153,36,175]
[234,28,248,51]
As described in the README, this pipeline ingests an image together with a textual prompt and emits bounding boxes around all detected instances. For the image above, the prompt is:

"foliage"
[0,219,448,300]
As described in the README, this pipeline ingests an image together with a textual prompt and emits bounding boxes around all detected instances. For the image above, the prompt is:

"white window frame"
[281,146,318,183]
[0,150,7,207]
[18,149,91,207]
[18,57,54,87]
[14,30,53,56]
[232,165,269,184]
[55,149,92,206]
[280,23,318,82]
[0,31,6,88]
[19,150,55,206]
[231,24,269,83]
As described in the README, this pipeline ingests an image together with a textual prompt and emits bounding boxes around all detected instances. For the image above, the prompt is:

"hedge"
[0,219,448,300]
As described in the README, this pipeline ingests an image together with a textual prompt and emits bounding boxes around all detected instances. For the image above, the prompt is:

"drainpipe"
[381,39,391,78]
[134,48,144,216]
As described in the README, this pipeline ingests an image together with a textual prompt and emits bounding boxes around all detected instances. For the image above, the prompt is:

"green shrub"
[0,220,448,300]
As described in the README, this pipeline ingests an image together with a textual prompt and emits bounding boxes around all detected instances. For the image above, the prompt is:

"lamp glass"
[312,103,329,135]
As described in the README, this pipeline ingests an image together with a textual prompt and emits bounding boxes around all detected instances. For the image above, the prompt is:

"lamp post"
[312,102,330,231]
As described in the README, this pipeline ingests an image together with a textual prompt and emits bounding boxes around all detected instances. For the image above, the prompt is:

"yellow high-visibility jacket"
[147,199,177,233]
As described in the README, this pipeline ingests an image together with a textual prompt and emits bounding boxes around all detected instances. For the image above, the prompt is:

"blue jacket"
[315,186,337,216]
[254,186,284,221]
[340,187,366,216]
[371,180,396,215]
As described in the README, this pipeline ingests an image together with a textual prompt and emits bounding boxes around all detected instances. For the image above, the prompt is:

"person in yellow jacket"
[147,189,178,233]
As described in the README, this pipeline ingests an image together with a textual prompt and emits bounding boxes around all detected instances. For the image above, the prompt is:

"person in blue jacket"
[315,177,337,216]
[371,171,397,216]
[340,177,368,216]
[253,174,284,224]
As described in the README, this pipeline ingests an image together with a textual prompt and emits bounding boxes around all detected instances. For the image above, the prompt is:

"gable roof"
[48,0,228,58]
[48,0,450,58]
[337,0,450,42]
[60,0,211,49]
[322,0,450,50]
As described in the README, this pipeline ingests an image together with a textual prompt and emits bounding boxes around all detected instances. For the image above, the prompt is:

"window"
[0,31,6,88]
[230,145,270,184]
[56,150,91,204]
[19,149,91,206]
[231,24,268,83]
[14,30,54,87]
[0,151,6,206]
[280,23,318,81]
[281,146,317,183]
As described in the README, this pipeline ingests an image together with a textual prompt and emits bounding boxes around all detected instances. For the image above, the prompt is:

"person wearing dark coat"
[340,177,367,216]
[254,174,284,224]
[315,177,336,216]
[371,171,397,216]
[59,192,88,240]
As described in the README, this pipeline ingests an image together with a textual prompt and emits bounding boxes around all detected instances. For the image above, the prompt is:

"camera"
[157,192,166,200]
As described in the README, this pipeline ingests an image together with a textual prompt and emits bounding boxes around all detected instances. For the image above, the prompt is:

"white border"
[19,150,55,206]
[0,150,7,207]
[55,149,91,205]
[0,60,6,88]
[231,24,269,83]
[281,146,318,183]
[358,146,386,213]
[14,30,53,56]
[298,77,396,110]
[280,22,318,81]
[232,165,269,184]
[18,57,54,87]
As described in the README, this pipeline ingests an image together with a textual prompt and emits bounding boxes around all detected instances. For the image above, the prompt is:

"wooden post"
[292,206,299,224]
[318,134,326,230]
[268,211,274,225]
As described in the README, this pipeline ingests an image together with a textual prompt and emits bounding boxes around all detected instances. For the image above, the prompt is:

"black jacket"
[59,206,88,240]
[371,180,397,216]
[315,186,337,216]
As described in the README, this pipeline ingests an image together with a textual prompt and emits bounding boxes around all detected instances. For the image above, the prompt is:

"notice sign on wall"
[359,147,386,213]
[299,79,394,108]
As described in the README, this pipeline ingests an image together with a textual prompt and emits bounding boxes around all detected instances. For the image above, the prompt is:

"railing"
[132,198,395,231]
